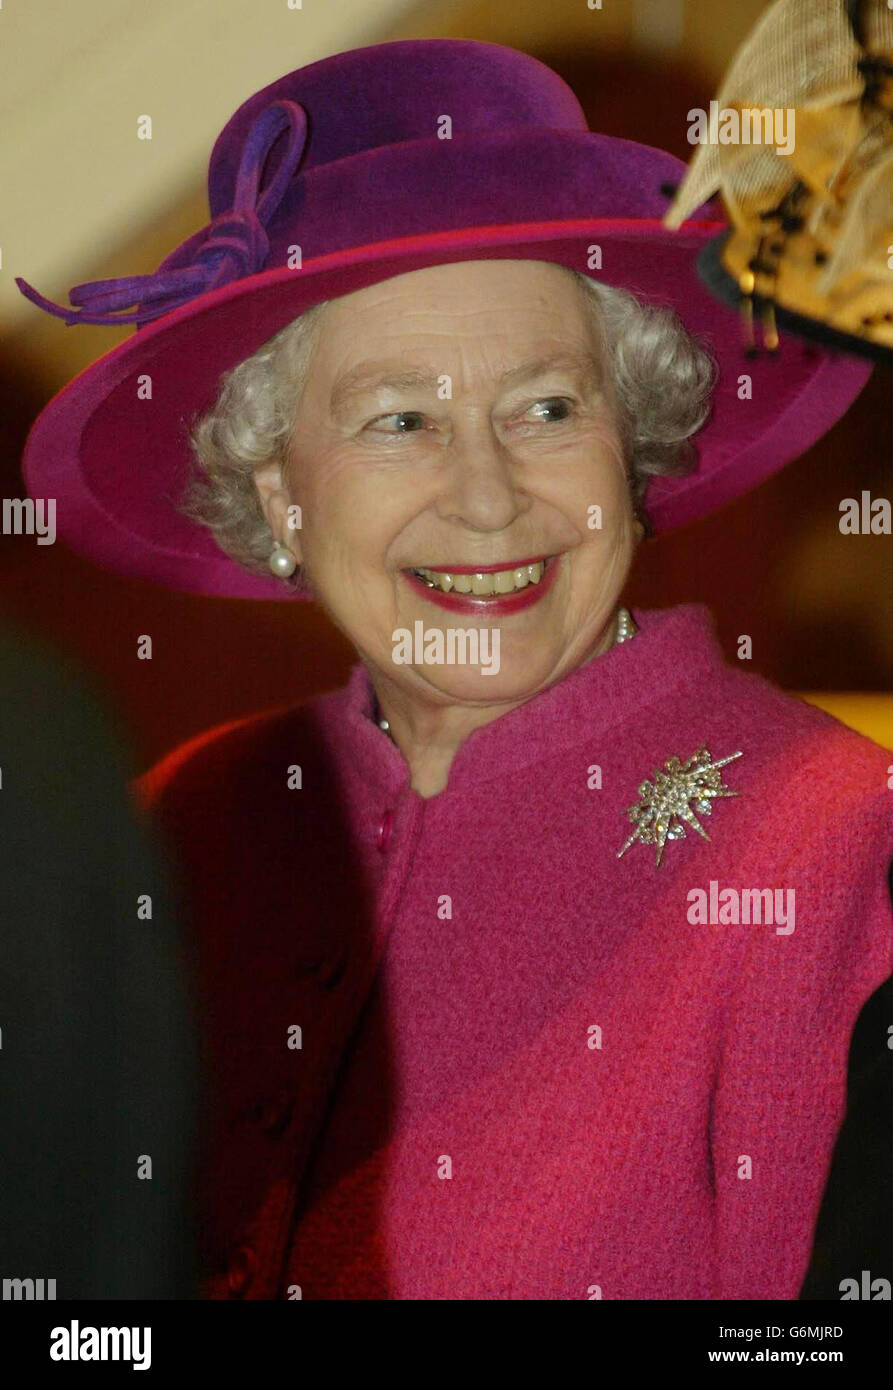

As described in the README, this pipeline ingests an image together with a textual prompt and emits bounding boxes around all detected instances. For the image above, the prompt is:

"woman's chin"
[410,657,557,708]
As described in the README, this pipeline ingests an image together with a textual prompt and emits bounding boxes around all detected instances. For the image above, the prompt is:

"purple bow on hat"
[15,100,308,327]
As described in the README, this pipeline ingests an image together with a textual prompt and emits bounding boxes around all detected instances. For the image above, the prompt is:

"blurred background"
[2,0,891,765]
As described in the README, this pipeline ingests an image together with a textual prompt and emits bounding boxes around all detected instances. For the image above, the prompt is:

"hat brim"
[22,218,873,600]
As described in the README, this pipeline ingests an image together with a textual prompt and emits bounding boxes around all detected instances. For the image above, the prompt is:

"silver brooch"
[617,746,743,868]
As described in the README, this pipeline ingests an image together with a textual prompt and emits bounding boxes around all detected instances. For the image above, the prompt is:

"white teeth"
[413,560,546,595]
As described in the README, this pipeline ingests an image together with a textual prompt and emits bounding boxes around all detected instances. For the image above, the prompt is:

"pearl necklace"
[376,605,638,740]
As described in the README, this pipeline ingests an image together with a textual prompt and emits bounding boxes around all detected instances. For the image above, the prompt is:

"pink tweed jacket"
[133,604,893,1300]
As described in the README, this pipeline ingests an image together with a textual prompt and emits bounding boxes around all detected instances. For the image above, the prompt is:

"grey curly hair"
[177,269,717,577]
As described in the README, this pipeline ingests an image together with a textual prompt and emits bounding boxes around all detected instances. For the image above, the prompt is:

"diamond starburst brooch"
[617,746,743,868]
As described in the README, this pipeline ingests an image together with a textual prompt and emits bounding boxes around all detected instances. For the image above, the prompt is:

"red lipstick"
[401,555,560,616]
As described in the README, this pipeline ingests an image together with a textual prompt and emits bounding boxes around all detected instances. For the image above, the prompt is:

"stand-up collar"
[315,604,725,802]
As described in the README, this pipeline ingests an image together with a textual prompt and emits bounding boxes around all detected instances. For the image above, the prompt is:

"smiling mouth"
[407,557,552,596]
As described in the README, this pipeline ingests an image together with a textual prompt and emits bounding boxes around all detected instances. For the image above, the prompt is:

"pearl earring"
[269,542,297,578]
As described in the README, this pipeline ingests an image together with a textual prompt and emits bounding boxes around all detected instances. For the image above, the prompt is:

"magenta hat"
[17,38,872,601]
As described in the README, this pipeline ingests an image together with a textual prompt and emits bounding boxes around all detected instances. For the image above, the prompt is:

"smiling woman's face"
[255,258,639,708]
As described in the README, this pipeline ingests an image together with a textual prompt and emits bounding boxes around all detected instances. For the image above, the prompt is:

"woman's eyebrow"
[329,349,603,414]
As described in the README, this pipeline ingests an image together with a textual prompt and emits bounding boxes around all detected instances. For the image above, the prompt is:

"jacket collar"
[315,604,725,801]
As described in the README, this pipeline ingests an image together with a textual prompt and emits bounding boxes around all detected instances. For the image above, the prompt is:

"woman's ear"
[253,459,303,566]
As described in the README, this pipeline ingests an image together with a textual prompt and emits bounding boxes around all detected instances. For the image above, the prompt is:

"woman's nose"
[434,423,529,532]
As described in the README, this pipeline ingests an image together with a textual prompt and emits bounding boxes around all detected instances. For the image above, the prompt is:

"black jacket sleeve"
[0,619,198,1298]
[800,858,893,1300]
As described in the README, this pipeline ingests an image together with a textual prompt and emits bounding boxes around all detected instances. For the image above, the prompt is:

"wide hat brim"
[18,48,873,601]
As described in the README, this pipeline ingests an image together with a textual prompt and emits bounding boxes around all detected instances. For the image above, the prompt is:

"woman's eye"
[369,411,427,433]
[524,398,573,423]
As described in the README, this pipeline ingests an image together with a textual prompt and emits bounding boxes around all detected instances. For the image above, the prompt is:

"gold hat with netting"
[663,0,893,362]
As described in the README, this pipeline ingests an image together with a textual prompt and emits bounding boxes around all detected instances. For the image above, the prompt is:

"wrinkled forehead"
[319,257,591,329]
[305,258,605,397]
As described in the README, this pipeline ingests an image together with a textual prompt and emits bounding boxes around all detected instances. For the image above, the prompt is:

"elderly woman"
[17,38,892,1301]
